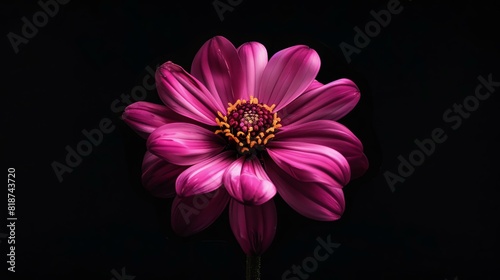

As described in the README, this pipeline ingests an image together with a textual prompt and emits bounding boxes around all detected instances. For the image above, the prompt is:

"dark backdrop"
[3,0,499,279]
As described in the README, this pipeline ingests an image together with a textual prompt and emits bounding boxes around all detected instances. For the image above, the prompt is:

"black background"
[3,0,500,279]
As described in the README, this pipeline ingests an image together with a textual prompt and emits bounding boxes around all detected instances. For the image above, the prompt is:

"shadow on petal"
[171,188,230,237]
[229,199,277,255]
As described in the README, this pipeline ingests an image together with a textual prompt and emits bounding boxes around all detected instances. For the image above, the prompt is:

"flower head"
[122,36,368,255]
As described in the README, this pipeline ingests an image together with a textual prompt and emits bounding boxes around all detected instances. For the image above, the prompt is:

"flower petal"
[264,157,345,221]
[223,156,277,205]
[122,101,193,138]
[256,45,320,112]
[266,142,351,187]
[147,122,225,166]
[191,36,245,109]
[274,120,368,179]
[237,42,268,99]
[229,199,277,255]
[171,188,230,236]
[141,151,187,198]
[305,79,323,91]
[156,62,222,125]
[176,151,236,197]
[281,79,360,125]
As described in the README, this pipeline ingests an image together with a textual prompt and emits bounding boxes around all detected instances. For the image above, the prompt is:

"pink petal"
[305,79,323,91]
[229,199,277,255]
[348,153,369,180]
[264,157,345,221]
[223,156,277,205]
[176,151,236,197]
[171,188,230,236]
[122,101,193,138]
[141,151,187,198]
[274,120,368,179]
[266,142,351,187]
[191,36,245,109]
[237,42,268,99]
[256,45,320,112]
[156,62,222,125]
[147,122,225,166]
[281,79,360,125]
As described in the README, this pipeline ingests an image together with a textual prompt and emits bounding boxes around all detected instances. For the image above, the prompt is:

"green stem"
[246,255,261,280]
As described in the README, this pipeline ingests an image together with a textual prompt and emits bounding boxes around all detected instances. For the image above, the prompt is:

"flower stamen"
[215,96,281,155]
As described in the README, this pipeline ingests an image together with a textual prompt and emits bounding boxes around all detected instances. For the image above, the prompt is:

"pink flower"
[122,36,368,255]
